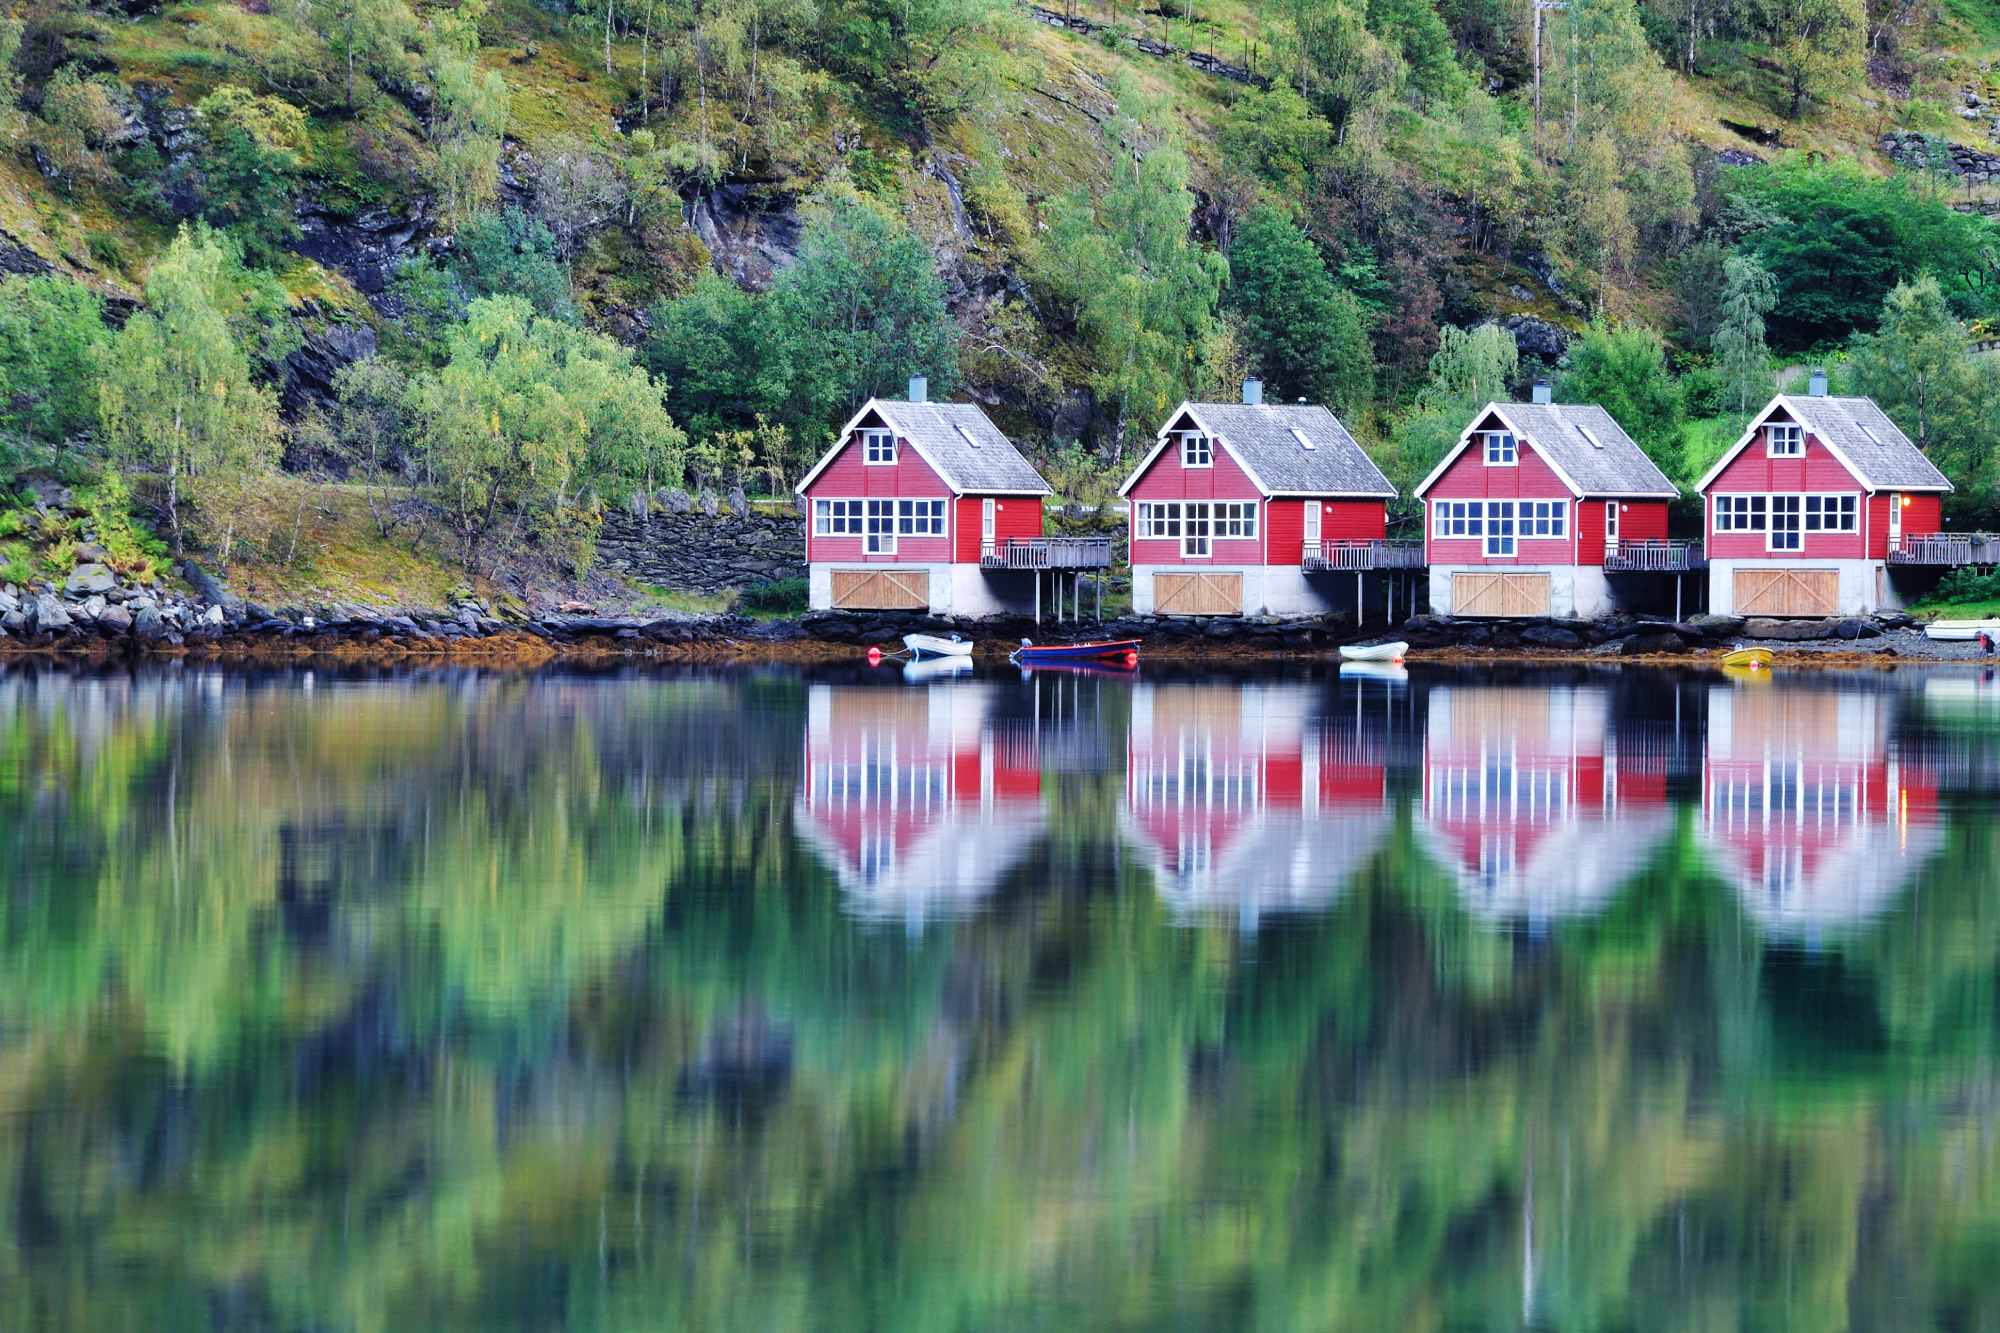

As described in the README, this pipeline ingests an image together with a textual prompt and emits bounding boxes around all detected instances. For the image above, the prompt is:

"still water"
[3,660,1999,1331]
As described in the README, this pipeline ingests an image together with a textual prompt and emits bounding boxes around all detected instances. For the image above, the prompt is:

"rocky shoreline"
[1,578,1986,667]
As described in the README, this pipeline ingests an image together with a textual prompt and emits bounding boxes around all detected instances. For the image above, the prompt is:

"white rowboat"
[904,633,974,658]
[1924,620,2000,642]
[1338,640,1409,663]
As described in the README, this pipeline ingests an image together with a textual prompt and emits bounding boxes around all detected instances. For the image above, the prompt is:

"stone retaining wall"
[596,508,804,594]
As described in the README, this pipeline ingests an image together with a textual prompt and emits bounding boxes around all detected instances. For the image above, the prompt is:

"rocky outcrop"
[293,199,439,303]
[687,185,801,290]
[1024,5,1268,87]
[282,318,381,417]
[595,505,805,595]
[1500,314,1570,362]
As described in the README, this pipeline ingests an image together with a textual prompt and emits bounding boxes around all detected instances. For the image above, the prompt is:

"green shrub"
[0,539,30,586]
[737,577,807,615]
[1928,565,2000,605]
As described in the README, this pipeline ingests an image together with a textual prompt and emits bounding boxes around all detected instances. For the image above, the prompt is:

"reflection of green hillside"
[0,672,1997,1331]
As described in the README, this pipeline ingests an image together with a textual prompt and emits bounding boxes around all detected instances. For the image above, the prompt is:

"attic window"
[862,429,896,465]
[1767,423,1804,458]
[1575,424,1603,449]
[954,423,981,449]
[1289,427,1315,451]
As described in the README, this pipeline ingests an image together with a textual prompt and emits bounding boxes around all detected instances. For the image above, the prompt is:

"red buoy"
[867,645,883,665]
[1123,651,1139,668]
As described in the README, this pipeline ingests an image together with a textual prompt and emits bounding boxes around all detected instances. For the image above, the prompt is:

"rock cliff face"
[1879,130,2000,183]
[595,508,805,594]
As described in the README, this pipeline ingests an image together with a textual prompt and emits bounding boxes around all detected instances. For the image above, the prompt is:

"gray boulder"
[1686,613,1745,639]
[1620,630,1693,655]
[31,594,70,631]
[1,609,24,635]
[0,587,16,614]
[134,605,165,640]
[1744,617,1837,641]
[97,604,132,633]
[65,563,116,595]
[1521,623,1584,649]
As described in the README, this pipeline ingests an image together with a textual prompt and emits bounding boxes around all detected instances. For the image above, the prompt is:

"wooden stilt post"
[1675,575,1682,623]
[1034,572,1040,625]
[1355,572,1363,625]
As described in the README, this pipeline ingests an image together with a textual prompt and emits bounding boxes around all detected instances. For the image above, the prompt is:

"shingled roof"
[1694,393,1953,493]
[1116,401,1396,497]
[797,398,1051,496]
[1413,402,1679,499]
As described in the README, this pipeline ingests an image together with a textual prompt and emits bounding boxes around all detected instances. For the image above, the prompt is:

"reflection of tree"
[0,672,1996,1331]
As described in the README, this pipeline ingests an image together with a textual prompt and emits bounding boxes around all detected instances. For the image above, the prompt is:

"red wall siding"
[1267,499,1303,566]
[804,430,955,563]
[952,495,1043,563]
[1624,501,1669,542]
[1424,434,1577,566]
[1576,500,1606,566]
[1866,492,1942,559]
[1129,439,1265,566]
[1704,429,1866,560]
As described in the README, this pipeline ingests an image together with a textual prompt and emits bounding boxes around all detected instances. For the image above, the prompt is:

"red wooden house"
[1701,683,1940,937]
[1694,376,1953,617]
[1413,384,1685,618]
[796,378,1108,616]
[1121,681,1392,927]
[1116,381,1407,617]
[1417,684,1673,924]
[794,681,1045,924]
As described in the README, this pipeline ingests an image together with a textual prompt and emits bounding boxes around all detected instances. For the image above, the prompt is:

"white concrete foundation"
[1132,565,1380,618]
[1707,559,1895,616]
[1427,565,1615,618]
[808,563,1065,616]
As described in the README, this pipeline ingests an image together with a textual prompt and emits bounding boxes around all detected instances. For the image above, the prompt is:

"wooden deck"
[980,536,1114,570]
[1301,540,1426,572]
[1603,539,1707,573]
[1887,533,2000,566]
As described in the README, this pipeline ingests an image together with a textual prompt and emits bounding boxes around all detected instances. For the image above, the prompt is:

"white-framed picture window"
[1522,499,1566,538]
[1801,493,1857,532]
[1714,494,1767,532]
[1767,495,1803,551]
[862,429,896,465]
[894,499,946,536]
[1436,500,1483,538]
[1482,431,1517,466]
[1766,423,1804,458]
[1182,502,1212,557]
[814,498,865,536]
[1180,432,1212,468]
[864,499,897,553]
[1216,501,1257,539]
[1484,500,1517,557]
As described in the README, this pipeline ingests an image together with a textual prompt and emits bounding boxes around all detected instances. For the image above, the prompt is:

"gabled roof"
[1413,402,1679,499]
[1693,393,1953,493]
[796,399,1052,496]
[1117,401,1396,498]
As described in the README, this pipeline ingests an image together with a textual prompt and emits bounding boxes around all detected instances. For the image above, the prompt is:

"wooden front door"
[1732,568,1837,617]
[1452,571,1551,617]
[1154,572,1243,616]
[831,568,929,610]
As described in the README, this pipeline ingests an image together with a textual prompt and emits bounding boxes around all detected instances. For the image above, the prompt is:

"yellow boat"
[1721,647,1774,671]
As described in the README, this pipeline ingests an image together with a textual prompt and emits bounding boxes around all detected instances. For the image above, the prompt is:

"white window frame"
[1179,431,1213,469]
[1482,431,1518,467]
[1215,501,1257,539]
[1766,423,1804,459]
[1182,502,1212,558]
[864,499,897,554]
[1802,493,1858,534]
[894,498,946,537]
[1436,500,1483,539]
[813,498,864,536]
[1713,494,1766,533]
[1521,499,1567,539]
[1484,500,1517,557]
[861,428,897,465]
[1767,494,1802,552]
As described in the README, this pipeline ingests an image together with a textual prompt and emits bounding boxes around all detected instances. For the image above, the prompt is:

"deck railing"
[980,536,1115,570]
[1888,532,2000,565]
[1603,538,1707,572]
[1301,539,1426,572]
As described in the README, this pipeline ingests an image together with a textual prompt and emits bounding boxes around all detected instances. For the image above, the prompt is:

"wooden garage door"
[1452,571,1551,617]
[831,568,929,609]
[1154,572,1244,616]
[1733,569,1837,617]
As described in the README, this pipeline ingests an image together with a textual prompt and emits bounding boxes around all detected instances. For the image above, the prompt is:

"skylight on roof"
[1576,424,1603,449]
[1289,426,1315,450]
[1858,422,1883,446]
[954,423,982,449]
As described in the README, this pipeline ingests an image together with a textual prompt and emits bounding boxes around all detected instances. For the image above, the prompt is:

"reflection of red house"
[795,682,1045,922]
[1701,685,1941,936]
[1418,685,1673,922]
[1121,683,1391,925]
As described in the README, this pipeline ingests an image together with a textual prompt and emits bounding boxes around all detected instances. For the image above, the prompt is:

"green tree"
[0,275,110,447]
[420,22,508,225]
[761,194,960,442]
[330,357,412,536]
[1382,322,1517,493]
[1848,276,2000,518]
[1713,252,1777,414]
[1227,205,1375,415]
[643,272,785,443]
[1287,0,1400,146]
[1556,322,1686,480]
[1754,0,1863,118]
[38,66,126,193]
[1218,84,1331,199]
[1036,84,1228,456]
[280,0,414,110]
[450,208,577,323]
[405,295,683,568]
[192,86,308,262]
[96,225,283,556]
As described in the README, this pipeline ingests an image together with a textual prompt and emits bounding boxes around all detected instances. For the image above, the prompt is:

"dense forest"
[1,0,1999,598]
